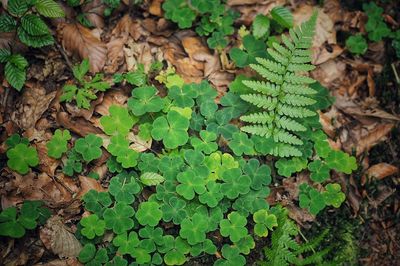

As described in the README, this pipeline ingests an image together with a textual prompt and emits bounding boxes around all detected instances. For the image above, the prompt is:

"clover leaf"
[128,86,165,116]
[162,0,196,29]
[103,202,135,234]
[275,157,308,177]
[139,226,164,253]
[5,134,29,149]
[253,209,277,237]
[243,159,272,190]
[229,34,266,67]
[107,134,130,156]
[131,247,152,264]
[204,152,239,180]
[109,172,141,204]
[299,183,326,215]
[176,169,207,200]
[156,180,178,203]
[74,134,103,162]
[115,148,139,168]
[106,256,128,266]
[136,201,162,226]
[190,239,217,256]
[179,213,209,245]
[79,244,108,265]
[229,132,255,156]
[219,211,248,242]
[113,231,140,255]
[46,129,71,159]
[199,181,223,208]
[161,196,187,224]
[322,183,345,208]
[314,139,332,158]
[80,214,106,239]
[199,101,218,119]
[0,207,25,238]
[232,187,270,216]
[217,92,249,123]
[158,236,190,266]
[138,153,160,172]
[346,35,368,55]
[236,235,255,255]
[168,84,198,107]
[6,143,39,174]
[190,130,218,154]
[151,110,190,149]
[158,154,185,180]
[107,157,123,173]
[326,150,357,174]
[82,190,112,216]
[221,168,251,199]
[100,105,136,136]
[214,244,246,266]
[308,160,330,182]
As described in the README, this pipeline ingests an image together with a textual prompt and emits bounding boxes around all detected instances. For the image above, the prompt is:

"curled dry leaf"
[95,89,129,116]
[112,15,145,41]
[33,258,80,266]
[81,0,106,28]
[149,0,163,16]
[128,132,152,152]
[355,123,394,156]
[105,35,128,73]
[10,82,57,130]
[311,60,346,88]
[58,23,106,73]
[312,44,343,65]
[40,216,82,258]
[366,163,398,180]
[124,40,154,72]
[35,142,60,177]
[56,112,103,137]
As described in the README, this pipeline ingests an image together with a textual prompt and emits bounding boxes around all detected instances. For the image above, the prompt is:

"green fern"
[261,206,332,266]
[240,12,318,157]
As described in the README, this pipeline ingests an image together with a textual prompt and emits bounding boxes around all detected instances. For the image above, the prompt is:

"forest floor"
[0,0,399,265]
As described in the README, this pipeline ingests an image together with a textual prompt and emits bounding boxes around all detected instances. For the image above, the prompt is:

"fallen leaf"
[35,142,60,177]
[105,35,128,73]
[10,82,57,130]
[81,0,105,28]
[366,163,398,180]
[40,216,82,258]
[311,59,346,88]
[355,123,394,156]
[56,112,103,137]
[77,175,105,198]
[34,258,80,266]
[112,15,145,41]
[94,89,129,116]
[128,132,152,152]
[58,23,107,72]
[149,0,163,16]
[312,44,343,65]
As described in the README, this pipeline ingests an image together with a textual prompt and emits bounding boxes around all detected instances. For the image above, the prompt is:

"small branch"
[391,63,400,85]
[55,42,74,72]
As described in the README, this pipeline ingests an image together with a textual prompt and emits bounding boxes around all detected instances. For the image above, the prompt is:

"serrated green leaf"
[253,14,270,39]
[35,0,65,18]
[5,61,26,91]
[140,172,165,186]
[21,14,50,36]
[8,0,29,17]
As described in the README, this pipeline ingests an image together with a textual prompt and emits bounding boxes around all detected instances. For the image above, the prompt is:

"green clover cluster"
[0,201,50,238]
[6,135,39,174]
[162,0,238,49]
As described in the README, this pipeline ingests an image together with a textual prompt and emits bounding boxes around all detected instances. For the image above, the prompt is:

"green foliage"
[219,211,248,242]
[270,6,293,29]
[229,35,267,67]
[74,134,103,162]
[0,51,28,91]
[363,2,391,42]
[253,14,270,39]
[60,60,111,109]
[100,105,137,135]
[179,213,208,245]
[151,110,190,149]
[253,209,277,237]
[46,129,71,159]
[346,34,368,55]
[104,202,135,234]
[0,0,64,89]
[136,202,162,227]
[239,13,318,157]
[162,0,237,49]
[80,214,106,239]
[128,86,165,116]
[6,138,39,174]
[0,201,50,238]
[78,244,108,265]
[262,206,331,266]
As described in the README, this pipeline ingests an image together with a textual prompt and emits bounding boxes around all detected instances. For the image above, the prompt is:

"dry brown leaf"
[58,23,106,72]
[34,258,81,266]
[105,35,128,73]
[123,40,154,72]
[193,52,221,77]
[311,59,346,88]
[10,82,56,130]
[40,216,82,258]
[94,89,129,116]
[35,142,60,177]
[149,0,163,16]
[233,0,285,26]
[112,15,145,41]
[356,123,394,156]
[366,163,398,180]
[312,44,343,65]
[128,133,152,152]
[77,175,105,198]
[81,0,105,28]
[56,112,103,137]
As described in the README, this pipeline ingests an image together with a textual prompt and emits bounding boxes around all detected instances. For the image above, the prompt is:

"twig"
[55,42,74,72]
[391,63,400,85]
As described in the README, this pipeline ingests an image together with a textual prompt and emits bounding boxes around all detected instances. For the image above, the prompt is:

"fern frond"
[281,94,316,106]
[276,104,315,118]
[256,57,285,74]
[241,125,272,138]
[240,94,277,110]
[242,80,280,96]
[282,83,317,95]
[239,11,318,156]
[273,129,303,145]
[275,116,307,131]
[241,112,274,124]
[250,63,284,84]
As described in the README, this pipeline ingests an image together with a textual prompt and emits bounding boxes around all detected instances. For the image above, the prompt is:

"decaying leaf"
[40,216,82,258]
[10,82,57,130]
[77,175,105,198]
[366,163,398,180]
[81,0,106,28]
[58,23,107,72]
